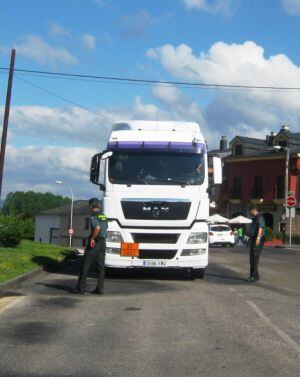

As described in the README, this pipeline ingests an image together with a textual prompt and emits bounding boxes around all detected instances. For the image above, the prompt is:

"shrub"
[18,217,34,240]
[274,231,283,241]
[265,227,273,241]
[0,215,22,247]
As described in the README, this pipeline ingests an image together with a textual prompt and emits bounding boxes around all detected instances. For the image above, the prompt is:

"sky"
[1,0,300,198]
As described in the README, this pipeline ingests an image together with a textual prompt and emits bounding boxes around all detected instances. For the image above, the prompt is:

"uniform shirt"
[249,215,266,239]
[89,211,108,241]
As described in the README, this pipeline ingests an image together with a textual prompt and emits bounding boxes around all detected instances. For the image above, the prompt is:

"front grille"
[121,200,191,220]
[138,250,177,259]
[132,233,179,244]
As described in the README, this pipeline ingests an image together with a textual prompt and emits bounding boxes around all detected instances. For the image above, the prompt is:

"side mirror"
[213,157,222,185]
[90,153,101,184]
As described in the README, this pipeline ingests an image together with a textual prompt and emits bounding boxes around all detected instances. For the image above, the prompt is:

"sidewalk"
[274,244,300,250]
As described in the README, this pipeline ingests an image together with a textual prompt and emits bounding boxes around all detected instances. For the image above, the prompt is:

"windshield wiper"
[151,178,190,186]
[114,177,148,185]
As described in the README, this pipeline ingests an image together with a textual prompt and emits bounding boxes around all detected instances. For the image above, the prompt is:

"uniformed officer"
[74,198,108,295]
[246,205,266,283]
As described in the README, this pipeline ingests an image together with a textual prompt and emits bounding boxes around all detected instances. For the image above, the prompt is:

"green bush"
[274,231,283,241]
[265,227,273,241]
[18,217,34,240]
[0,215,22,247]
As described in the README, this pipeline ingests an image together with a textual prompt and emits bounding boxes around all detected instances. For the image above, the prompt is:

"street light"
[55,180,74,248]
[268,145,290,206]
[269,145,292,245]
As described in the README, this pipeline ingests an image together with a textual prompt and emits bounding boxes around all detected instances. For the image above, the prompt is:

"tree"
[1,191,71,218]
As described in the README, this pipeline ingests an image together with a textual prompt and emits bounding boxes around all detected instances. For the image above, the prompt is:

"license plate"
[121,242,139,257]
[142,260,167,267]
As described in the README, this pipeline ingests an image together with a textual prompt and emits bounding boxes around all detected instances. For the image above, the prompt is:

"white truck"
[90,120,222,278]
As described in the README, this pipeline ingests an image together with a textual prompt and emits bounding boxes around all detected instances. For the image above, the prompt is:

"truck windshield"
[108,151,205,186]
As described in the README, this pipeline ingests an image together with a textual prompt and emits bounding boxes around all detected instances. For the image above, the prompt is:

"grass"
[0,240,71,284]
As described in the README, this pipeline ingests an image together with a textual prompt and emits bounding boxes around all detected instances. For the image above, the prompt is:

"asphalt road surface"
[0,246,299,377]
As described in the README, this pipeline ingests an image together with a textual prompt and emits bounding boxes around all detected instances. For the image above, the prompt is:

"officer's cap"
[88,197,100,208]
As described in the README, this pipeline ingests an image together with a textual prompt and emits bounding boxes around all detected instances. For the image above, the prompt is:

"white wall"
[34,215,61,243]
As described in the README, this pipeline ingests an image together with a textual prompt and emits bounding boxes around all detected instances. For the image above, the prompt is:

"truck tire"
[193,268,205,279]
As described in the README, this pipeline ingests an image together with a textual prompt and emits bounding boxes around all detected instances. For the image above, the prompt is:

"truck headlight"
[181,249,206,256]
[187,232,207,244]
[106,231,123,243]
[106,247,120,255]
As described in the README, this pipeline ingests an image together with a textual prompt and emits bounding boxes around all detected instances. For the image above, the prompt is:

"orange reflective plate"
[121,242,139,257]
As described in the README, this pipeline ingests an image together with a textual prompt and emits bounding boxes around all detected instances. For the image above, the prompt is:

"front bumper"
[105,221,209,269]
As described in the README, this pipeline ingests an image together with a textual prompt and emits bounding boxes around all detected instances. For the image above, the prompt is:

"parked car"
[208,225,235,247]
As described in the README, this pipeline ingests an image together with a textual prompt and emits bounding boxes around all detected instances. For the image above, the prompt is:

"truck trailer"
[90,120,222,278]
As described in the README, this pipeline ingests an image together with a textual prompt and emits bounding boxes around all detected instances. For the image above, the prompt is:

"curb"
[0,251,77,292]
[0,267,43,291]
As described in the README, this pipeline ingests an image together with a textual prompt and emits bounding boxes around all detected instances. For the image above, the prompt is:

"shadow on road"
[206,263,246,285]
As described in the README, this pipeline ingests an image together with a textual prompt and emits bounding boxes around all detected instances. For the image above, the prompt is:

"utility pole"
[0,49,16,198]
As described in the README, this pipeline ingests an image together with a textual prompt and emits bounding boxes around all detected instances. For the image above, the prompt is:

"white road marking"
[0,296,24,315]
[246,300,300,355]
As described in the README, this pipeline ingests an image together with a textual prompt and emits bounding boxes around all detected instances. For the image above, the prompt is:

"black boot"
[92,288,103,295]
[72,287,85,294]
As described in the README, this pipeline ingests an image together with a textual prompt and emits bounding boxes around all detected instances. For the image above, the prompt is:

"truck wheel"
[193,268,205,279]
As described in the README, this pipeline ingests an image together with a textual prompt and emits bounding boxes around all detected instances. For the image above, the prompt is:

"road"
[0,246,299,377]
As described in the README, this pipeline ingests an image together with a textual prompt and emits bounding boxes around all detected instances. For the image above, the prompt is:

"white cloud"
[182,0,235,15]
[80,33,96,51]
[147,41,300,139]
[49,22,71,37]
[1,88,225,197]
[282,0,300,14]
[14,35,78,67]
[4,145,98,199]
[3,105,113,147]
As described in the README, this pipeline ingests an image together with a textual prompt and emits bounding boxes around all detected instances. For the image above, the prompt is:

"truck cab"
[90,120,222,278]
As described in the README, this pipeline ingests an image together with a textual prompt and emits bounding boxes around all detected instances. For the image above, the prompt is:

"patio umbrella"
[228,215,252,224]
[208,214,229,223]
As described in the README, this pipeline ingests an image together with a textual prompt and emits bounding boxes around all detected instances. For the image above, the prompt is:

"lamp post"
[55,180,74,248]
[271,145,291,245]
[272,145,290,208]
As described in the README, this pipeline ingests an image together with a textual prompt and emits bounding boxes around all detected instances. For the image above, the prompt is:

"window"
[277,140,287,148]
[276,175,284,199]
[231,176,242,198]
[109,151,205,186]
[234,145,243,156]
[253,176,263,198]
[210,225,231,232]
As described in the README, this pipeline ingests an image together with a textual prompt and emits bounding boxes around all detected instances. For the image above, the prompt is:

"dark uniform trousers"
[249,238,263,280]
[77,239,106,293]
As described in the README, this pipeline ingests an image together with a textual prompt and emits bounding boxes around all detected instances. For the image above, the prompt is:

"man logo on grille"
[142,205,170,218]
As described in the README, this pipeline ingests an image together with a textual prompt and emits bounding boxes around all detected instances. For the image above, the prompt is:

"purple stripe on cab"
[107,141,206,153]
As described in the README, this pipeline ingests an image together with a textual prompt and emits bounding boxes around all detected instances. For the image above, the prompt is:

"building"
[208,136,232,214]
[35,200,91,248]
[211,125,300,236]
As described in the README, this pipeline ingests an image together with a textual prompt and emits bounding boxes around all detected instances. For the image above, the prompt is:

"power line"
[14,75,115,122]
[2,66,300,92]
